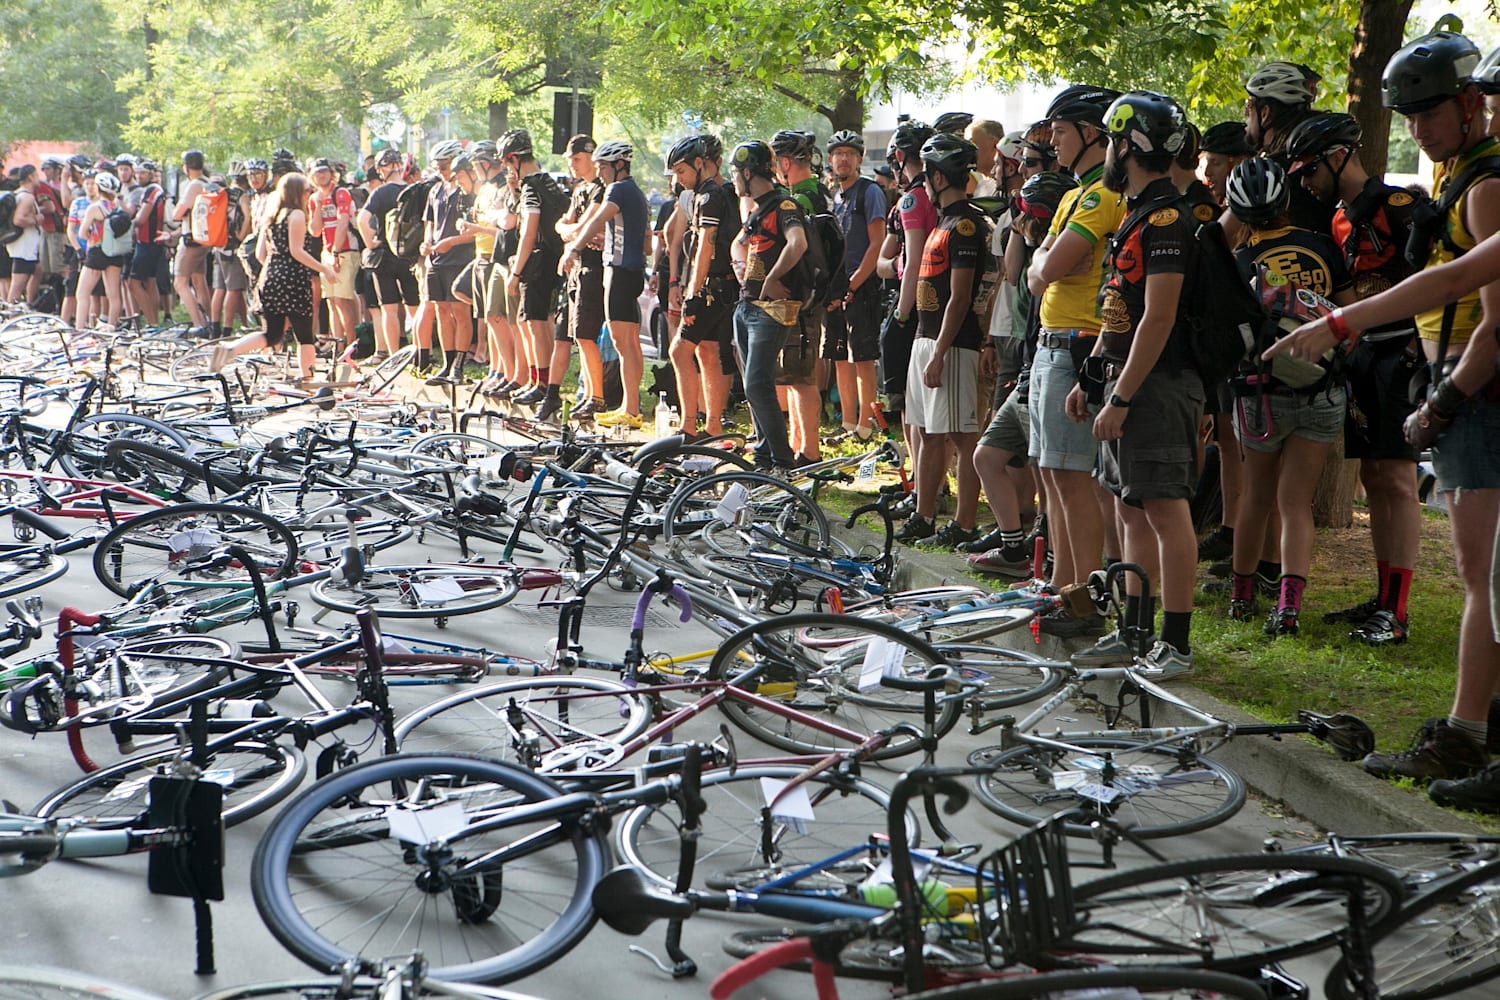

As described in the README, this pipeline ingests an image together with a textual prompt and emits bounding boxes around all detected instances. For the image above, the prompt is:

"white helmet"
[95,171,121,194]
[593,140,634,163]
[1246,61,1317,106]
[429,140,465,163]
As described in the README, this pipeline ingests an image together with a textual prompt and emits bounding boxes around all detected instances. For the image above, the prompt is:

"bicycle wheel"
[251,753,606,984]
[661,471,830,559]
[615,764,918,891]
[0,965,169,1000]
[930,644,1064,711]
[394,677,655,772]
[718,925,984,984]
[55,413,193,480]
[1064,854,1402,971]
[1283,833,1500,888]
[102,438,241,501]
[692,551,831,606]
[34,739,305,828]
[707,613,960,759]
[309,565,520,620]
[406,432,515,467]
[902,968,1273,999]
[0,547,67,599]
[190,979,546,1000]
[354,345,418,396]
[890,606,1039,645]
[968,737,1246,839]
[1326,857,1500,1000]
[92,502,299,597]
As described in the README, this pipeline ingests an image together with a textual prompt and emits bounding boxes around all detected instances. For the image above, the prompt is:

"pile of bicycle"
[0,305,1495,1000]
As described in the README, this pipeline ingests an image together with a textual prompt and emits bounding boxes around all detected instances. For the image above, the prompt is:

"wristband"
[1108,393,1131,409]
[1429,375,1469,417]
[1326,307,1355,343]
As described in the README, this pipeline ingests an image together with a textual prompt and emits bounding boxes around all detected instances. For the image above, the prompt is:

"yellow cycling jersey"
[1415,138,1500,348]
[1038,165,1125,332]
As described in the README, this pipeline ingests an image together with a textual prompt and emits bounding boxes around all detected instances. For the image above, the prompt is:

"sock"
[1231,572,1255,603]
[537,367,550,385]
[544,384,562,402]
[1448,715,1488,748]
[445,350,466,374]
[1376,559,1391,606]
[1161,611,1192,654]
[1215,525,1234,542]
[1386,566,1412,621]
[842,421,859,433]
[1277,574,1307,613]
[528,365,539,385]
[1256,560,1282,582]
[999,528,1025,560]
[416,349,431,369]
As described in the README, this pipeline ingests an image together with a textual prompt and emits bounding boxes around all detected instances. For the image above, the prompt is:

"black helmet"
[497,128,534,159]
[1103,91,1187,157]
[1284,113,1363,175]
[666,135,707,168]
[375,148,402,168]
[827,130,865,154]
[271,147,294,163]
[1017,170,1079,223]
[1045,85,1122,128]
[1475,43,1500,94]
[919,133,977,184]
[886,120,934,162]
[1383,31,1482,114]
[1226,158,1290,227]
[470,139,499,162]
[729,140,775,178]
[769,130,817,160]
[1246,62,1318,107]
[933,111,974,136]
[1199,121,1253,156]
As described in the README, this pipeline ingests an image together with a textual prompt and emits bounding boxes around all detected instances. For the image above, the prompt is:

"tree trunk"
[489,99,510,139]
[1314,435,1358,529]
[829,79,865,133]
[142,17,159,83]
[1345,0,1414,177]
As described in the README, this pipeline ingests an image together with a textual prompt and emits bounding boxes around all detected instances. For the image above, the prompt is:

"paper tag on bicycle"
[1073,782,1122,805]
[855,453,878,482]
[412,576,467,603]
[205,421,238,444]
[477,453,511,476]
[201,768,237,787]
[386,802,468,844]
[168,528,219,557]
[381,636,415,654]
[760,777,815,834]
[857,637,905,691]
[869,856,930,883]
[1052,770,1086,790]
[715,483,751,524]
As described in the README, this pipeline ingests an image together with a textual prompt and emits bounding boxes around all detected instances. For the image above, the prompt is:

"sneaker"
[208,345,232,373]
[1010,580,1056,597]
[927,521,981,549]
[1197,529,1234,563]
[1430,762,1500,813]
[535,395,562,423]
[895,515,935,543]
[1364,720,1489,783]
[1350,609,1408,646]
[425,372,455,386]
[1137,640,1194,680]
[512,385,546,405]
[961,527,1004,554]
[1323,596,1381,626]
[1071,630,1137,667]
[1228,598,1256,622]
[967,548,1031,579]
[1263,607,1299,637]
[571,398,604,420]
[596,410,644,429]
[1037,608,1106,639]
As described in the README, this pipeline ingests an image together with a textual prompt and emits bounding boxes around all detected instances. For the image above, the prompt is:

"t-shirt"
[741,190,805,302]
[896,178,939,254]
[519,171,566,259]
[34,181,66,234]
[425,180,473,268]
[1099,178,1192,364]
[67,195,91,254]
[833,177,887,278]
[691,178,740,280]
[469,179,502,260]
[363,182,403,251]
[1235,226,1353,300]
[604,176,649,271]
[1038,164,1125,332]
[312,185,355,252]
[915,199,986,350]
[568,177,605,268]
[133,183,168,244]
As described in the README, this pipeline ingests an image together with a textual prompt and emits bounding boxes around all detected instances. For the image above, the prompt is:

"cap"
[873,164,894,178]
[309,157,334,173]
[565,134,597,156]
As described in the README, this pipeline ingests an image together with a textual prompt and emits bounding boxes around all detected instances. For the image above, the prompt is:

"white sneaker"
[1137,640,1193,680]
[209,345,232,373]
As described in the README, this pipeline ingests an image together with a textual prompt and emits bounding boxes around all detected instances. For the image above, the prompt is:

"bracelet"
[1429,375,1469,417]
[1326,307,1355,343]
[668,279,679,287]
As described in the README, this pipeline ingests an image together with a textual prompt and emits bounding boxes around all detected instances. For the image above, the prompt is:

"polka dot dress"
[259,215,313,317]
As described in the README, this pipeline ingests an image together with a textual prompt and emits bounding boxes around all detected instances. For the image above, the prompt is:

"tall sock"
[537,367,550,385]
[1448,715,1488,748]
[1386,566,1413,620]
[1376,559,1391,606]
[1231,572,1255,603]
[1124,595,1142,632]
[528,365,539,385]
[999,528,1025,561]
[445,350,466,375]
[416,349,431,369]
[1161,611,1192,653]
[1277,574,1307,613]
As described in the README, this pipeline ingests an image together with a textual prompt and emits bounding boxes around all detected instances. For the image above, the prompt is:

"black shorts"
[264,312,316,348]
[83,246,127,271]
[879,307,917,399]
[9,257,36,276]
[1344,332,1422,462]
[371,261,420,308]
[821,281,883,362]
[566,266,605,342]
[129,242,165,282]
[605,267,644,325]
[517,252,562,323]
[1098,369,1206,508]
[424,264,464,303]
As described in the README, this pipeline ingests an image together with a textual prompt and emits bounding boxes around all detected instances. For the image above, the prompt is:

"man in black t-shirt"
[500,128,567,402]
[549,134,605,418]
[357,149,418,359]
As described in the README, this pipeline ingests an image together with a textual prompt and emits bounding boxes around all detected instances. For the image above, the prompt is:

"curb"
[832,519,1489,837]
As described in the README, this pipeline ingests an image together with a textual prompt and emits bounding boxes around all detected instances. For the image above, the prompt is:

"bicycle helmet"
[769,130,817,160]
[1104,91,1187,156]
[666,135,707,168]
[67,153,92,170]
[375,148,402,168]
[1284,113,1363,175]
[1199,121,1253,156]
[1017,170,1079,223]
[933,111,974,136]
[919,133,977,185]
[1226,158,1290,227]
[243,157,270,173]
[470,140,499,162]
[1044,85,1121,127]
[429,139,464,163]
[886,120,935,163]
[729,140,775,178]
[137,160,159,174]
[1475,42,1500,94]
[592,140,634,163]
[1246,61,1317,107]
[827,130,865,154]
[1383,30,1482,113]
[95,171,120,194]
[497,129,534,160]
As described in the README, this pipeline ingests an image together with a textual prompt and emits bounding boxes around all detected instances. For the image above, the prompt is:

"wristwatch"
[1108,393,1131,408]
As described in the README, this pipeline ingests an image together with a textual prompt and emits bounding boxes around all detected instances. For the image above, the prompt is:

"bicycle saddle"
[591,865,695,935]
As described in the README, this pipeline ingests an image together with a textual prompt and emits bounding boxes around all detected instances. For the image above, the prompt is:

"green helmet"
[1383,30,1482,114]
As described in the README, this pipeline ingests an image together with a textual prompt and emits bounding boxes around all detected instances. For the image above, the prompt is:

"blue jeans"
[733,301,796,468]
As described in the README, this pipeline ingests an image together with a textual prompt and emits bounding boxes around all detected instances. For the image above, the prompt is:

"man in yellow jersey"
[1360,31,1500,797]
[1025,85,1124,637]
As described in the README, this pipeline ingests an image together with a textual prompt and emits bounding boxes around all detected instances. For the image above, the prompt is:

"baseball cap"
[565,134,597,156]
[873,165,894,178]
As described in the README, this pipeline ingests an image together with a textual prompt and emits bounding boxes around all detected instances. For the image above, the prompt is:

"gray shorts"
[1431,392,1500,492]
[211,253,247,291]
[1234,384,1347,453]
[1029,342,1098,472]
[1098,369,1205,506]
[978,380,1030,464]
[39,232,69,274]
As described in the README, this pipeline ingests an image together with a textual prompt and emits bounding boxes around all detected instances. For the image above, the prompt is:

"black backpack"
[387,177,438,261]
[0,191,19,246]
[785,185,842,307]
[525,173,570,255]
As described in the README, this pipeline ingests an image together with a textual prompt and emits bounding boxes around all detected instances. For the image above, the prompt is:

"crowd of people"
[3,28,1500,813]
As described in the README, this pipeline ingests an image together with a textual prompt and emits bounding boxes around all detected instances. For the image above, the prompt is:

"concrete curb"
[833,519,1489,837]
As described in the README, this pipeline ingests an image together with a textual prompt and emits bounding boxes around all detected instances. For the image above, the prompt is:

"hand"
[682,296,703,326]
[1262,318,1337,364]
[332,253,342,272]
[980,345,998,378]
[1092,401,1127,441]
[648,274,659,295]
[668,285,683,310]
[456,219,470,233]
[322,266,337,281]
[506,272,521,297]
[1403,400,1453,450]
[1065,385,1090,423]
[419,240,432,258]
[763,275,788,300]
[923,353,945,389]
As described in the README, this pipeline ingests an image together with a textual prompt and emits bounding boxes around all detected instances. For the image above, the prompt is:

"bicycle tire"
[615,763,919,891]
[718,926,987,984]
[251,752,606,984]
[8,654,236,732]
[394,676,655,772]
[967,737,1246,839]
[59,413,193,480]
[189,978,546,1000]
[34,739,305,828]
[1325,856,1500,1000]
[102,438,241,501]
[708,613,960,759]
[309,565,520,620]
[355,345,418,396]
[406,432,516,467]
[691,551,832,606]
[902,968,1274,999]
[1280,832,1500,888]
[929,643,1065,711]
[0,964,170,1000]
[92,502,300,597]
[661,471,831,559]
[0,547,68,599]
[1065,853,1403,971]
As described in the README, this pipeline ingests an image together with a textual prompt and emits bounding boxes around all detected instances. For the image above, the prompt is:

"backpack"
[191,183,230,247]
[524,173,570,254]
[221,191,245,252]
[102,207,135,257]
[0,191,20,246]
[386,177,437,261]
[134,184,165,244]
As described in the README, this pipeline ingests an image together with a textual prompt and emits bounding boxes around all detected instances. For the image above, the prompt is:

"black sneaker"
[1197,529,1233,563]
[1363,719,1490,783]
[512,385,545,405]
[1430,762,1500,813]
[1350,609,1407,646]
[961,527,1004,554]
[1037,608,1107,639]
[1263,607,1299,637]
[895,515,935,543]
[928,521,981,549]
[1324,596,1381,626]
[535,395,562,423]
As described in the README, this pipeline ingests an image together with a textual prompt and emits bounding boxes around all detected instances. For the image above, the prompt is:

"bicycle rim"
[92,503,299,597]
[310,566,519,619]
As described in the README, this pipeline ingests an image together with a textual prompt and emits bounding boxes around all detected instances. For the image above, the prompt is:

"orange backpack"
[191,184,229,247]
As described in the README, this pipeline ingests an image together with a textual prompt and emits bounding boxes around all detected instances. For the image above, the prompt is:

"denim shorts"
[1431,392,1500,492]
[1028,341,1098,472]
[1235,385,1346,453]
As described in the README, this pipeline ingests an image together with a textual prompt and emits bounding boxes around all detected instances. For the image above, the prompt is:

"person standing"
[5,165,42,305]
[553,135,607,418]
[309,158,360,352]
[827,130,888,443]
[501,129,569,403]
[171,149,213,335]
[357,149,419,360]
[421,140,476,384]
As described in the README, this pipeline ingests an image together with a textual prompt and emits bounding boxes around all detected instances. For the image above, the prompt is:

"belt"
[1037,330,1097,350]
[1103,362,1125,381]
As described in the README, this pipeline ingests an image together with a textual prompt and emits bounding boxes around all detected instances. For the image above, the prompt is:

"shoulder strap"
[1435,155,1500,257]
[1107,192,1180,266]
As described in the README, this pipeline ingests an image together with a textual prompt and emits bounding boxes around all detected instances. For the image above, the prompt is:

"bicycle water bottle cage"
[1297,710,1376,761]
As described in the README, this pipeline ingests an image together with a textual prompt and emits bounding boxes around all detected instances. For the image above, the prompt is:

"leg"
[669,333,701,432]
[697,340,729,436]
[951,430,981,529]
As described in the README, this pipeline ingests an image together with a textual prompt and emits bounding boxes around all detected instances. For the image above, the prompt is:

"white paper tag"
[205,421,238,444]
[868,854,930,884]
[201,769,237,787]
[1074,782,1122,805]
[715,483,751,525]
[855,453,878,482]
[381,635,415,654]
[103,776,151,802]
[857,636,905,691]
[168,528,220,559]
[1052,770,1086,790]
[411,576,468,603]
[476,453,509,474]
[386,802,469,844]
[760,777,815,835]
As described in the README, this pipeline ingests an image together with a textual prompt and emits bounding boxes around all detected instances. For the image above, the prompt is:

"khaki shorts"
[321,249,359,299]
[176,240,210,281]
[38,232,69,274]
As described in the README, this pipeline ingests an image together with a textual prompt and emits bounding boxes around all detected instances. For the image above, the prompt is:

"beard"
[1102,143,1128,193]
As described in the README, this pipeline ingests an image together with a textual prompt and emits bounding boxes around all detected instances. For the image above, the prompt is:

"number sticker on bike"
[857,636,905,691]
[759,777,816,835]
[411,576,467,603]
